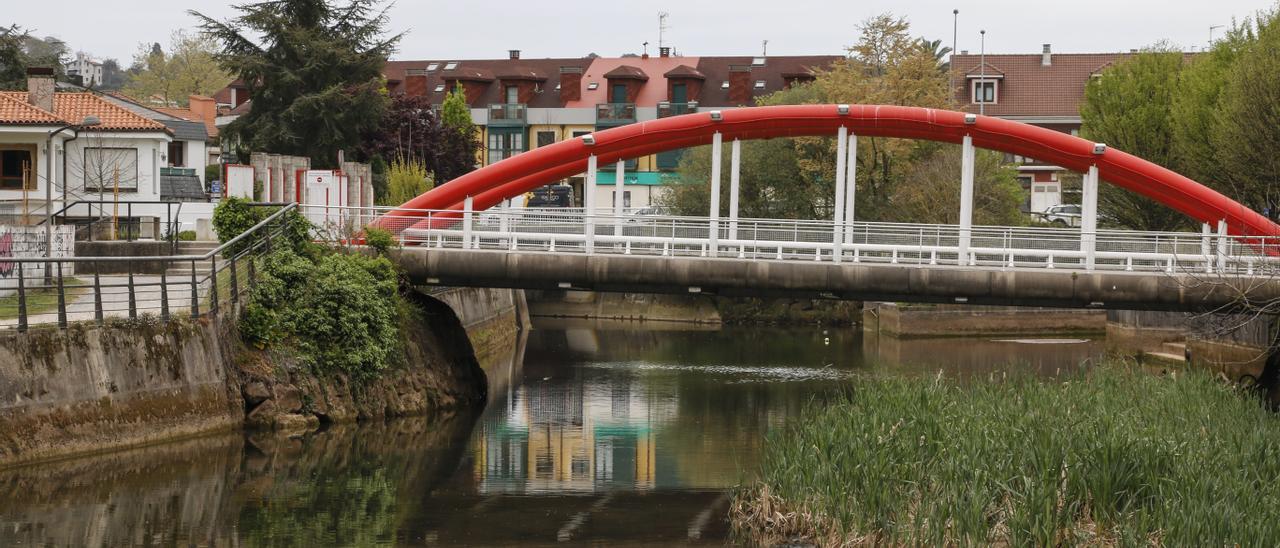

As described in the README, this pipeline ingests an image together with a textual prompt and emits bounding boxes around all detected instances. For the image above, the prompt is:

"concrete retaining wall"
[74,240,175,274]
[426,286,528,373]
[863,302,1107,337]
[525,290,722,324]
[0,225,75,295]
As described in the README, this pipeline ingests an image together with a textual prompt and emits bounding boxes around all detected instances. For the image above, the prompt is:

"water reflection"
[0,321,1105,546]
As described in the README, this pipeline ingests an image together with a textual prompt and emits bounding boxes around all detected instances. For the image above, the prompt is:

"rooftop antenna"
[643,41,649,56]
[658,12,670,50]
[762,39,768,57]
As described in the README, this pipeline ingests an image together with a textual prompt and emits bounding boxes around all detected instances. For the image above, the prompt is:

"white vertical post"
[1081,165,1099,270]
[1217,219,1229,273]
[709,131,723,256]
[499,197,511,234]
[958,135,976,265]
[729,139,741,241]
[845,133,858,244]
[585,154,597,254]
[614,156,625,236]
[1201,222,1212,272]
[832,126,848,263]
[463,195,474,250]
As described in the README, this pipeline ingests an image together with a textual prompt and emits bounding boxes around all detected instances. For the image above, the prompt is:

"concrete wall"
[863,302,1106,337]
[0,225,75,295]
[526,290,722,324]
[425,286,528,372]
[0,318,243,469]
[74,240,174,275]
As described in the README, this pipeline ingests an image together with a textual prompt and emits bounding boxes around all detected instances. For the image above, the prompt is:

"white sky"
[12,0,1277,63]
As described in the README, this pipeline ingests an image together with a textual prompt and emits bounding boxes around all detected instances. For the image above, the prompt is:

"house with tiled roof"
[383,48,841,209]
[0,68,173,230]
[949,45,1170,214]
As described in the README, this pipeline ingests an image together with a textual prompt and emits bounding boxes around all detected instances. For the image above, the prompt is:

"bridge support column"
[1217,219,1229,272]
[709,132,723,256]
[1202,223,1212,273]
[463,195,474,250]
[845,133,858,244]
[833,126,848,263]
[958,134,976,265]
[585,154,597,254]
[1081,165,1099,270]
[729,138,741,242]
[614,155,625,236]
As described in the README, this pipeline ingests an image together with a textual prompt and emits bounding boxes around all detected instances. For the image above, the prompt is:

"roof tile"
[0,91,169,131]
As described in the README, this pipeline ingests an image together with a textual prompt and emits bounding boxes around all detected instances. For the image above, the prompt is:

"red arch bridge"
[325,105,1280,311]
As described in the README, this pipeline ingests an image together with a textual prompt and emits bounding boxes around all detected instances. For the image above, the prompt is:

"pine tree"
[191,0,401,167]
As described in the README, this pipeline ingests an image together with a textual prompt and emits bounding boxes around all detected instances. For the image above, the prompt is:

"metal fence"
[353,205,1280,278]
[1,203,297,332]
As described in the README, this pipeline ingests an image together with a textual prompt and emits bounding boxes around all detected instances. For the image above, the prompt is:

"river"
[0,319,1103,547]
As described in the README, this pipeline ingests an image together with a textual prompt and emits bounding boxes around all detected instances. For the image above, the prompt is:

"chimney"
[1041,44,1052,67]
[404,68,428,96]
[188,95,216,127]
[509,49,521,60]
[559,66,583,103]
[26,67,55,113]
[960,50,969,55]
[659,47,671,58]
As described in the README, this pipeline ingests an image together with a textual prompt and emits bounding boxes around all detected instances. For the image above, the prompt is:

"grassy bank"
[733,366,1280,546]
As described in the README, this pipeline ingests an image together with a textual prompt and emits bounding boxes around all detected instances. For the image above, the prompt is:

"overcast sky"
[13,0,1278,63]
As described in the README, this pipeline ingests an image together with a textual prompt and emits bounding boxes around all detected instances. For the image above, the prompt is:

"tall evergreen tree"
[435,83,479,182]
[191,0,401,167]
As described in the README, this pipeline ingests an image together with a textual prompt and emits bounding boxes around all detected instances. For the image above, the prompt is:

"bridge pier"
[709,132,723,257]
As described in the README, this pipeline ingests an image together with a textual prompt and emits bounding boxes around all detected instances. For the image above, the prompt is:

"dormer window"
[721,81,730,89]
[426,63,439,71]
[587,82,599,90]
[444,61,459,70]
[754,80,766,89]
[971,80,998,104]
[433,84,446,93]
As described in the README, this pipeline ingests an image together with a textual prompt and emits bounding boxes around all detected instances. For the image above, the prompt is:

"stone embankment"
[0,287,523,469]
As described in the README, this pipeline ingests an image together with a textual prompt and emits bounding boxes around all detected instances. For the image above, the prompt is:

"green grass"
[733,365,1280,546]
[0,277,87,320]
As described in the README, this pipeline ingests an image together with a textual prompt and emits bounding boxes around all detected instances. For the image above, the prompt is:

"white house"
[65,52,103,88]
[0,68,173,236]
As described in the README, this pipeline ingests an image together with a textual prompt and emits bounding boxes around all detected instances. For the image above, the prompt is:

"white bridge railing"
[308,205,1280,278]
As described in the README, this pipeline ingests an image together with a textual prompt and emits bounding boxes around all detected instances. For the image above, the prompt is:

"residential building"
[383,48,842,209]
[0,68,173,234]
[949,45,1138,214]
[65,52,103,88]
[99,92,218,185]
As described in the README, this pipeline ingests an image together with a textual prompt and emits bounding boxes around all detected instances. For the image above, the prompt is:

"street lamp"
[951,9,959,97]
[45,115,101,260]
[979,30,987,116]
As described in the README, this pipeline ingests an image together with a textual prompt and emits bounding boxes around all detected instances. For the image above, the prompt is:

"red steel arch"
[380,104,1280,238]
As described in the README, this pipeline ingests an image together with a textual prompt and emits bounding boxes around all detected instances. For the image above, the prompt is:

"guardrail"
[350,205,1280,277]
[1,203,298,332]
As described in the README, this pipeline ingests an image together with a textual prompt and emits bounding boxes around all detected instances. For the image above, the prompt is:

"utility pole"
[762,39,768,57]
[951,9,959,98]
[1210,24,1224,47]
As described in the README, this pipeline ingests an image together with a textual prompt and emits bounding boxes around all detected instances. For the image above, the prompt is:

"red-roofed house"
[949,45,1152,214]
[0,69,173,229]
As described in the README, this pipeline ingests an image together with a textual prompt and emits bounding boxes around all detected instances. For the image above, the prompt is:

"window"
[671,83,688,103]
[721,81,730,89]
[971,80,997,104]
[433,84,446,92]
[426,63,439,71]
[754,80,766,89]
[505,85,519,104]
[555,83,561,91]
[167,141,185,167]
[751,57,766,66]
[572,131,590,138]
[587,82,599,90]
[0,145,36,191]
[487,129,525,164]
[536,131,556,148]
[443,61,458,70]
[83,147,139,191]
[610,83,628,103]
[611,190,632,208]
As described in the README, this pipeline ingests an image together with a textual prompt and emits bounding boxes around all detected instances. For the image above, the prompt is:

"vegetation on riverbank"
[732,366,1280,545]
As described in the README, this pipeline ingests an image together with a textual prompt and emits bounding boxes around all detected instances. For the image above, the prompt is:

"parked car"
[1036,204,1082,227]
[525,184,574,208]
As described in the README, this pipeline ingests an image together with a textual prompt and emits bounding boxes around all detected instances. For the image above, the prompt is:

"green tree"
[1211,9,1280,222]
[440,82,473,132]
[892,147,1026,226]
[124,31,230,106]
[660,138,815,219]
[434,83,479,182]
[0,26,68,89]
[383,156,433,206]
[192,0,401,168]
[1080,48,1192,231]
[1170,25,1251,189]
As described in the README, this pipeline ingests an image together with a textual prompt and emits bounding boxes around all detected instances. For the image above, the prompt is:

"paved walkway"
[1,275,215,329]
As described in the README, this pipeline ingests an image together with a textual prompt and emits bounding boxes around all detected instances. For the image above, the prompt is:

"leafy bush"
[212,197,312,255]
[177,230,197,241]
[364,227,395,255]
[385,156,433,206]
[205,164,221,188]
[244,247,402,381]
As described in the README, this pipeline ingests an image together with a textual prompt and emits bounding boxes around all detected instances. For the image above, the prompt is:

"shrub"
[212,197,312,255]
[204,164,221,188]
[177,230,197,241]
[364,227,395,255]
[385,156,433,206]
[244,247,402,381]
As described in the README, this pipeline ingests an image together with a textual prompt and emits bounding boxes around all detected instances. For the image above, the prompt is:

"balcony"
[488,103,527,126]
[595,103,636,127]
[657,101,698,118]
